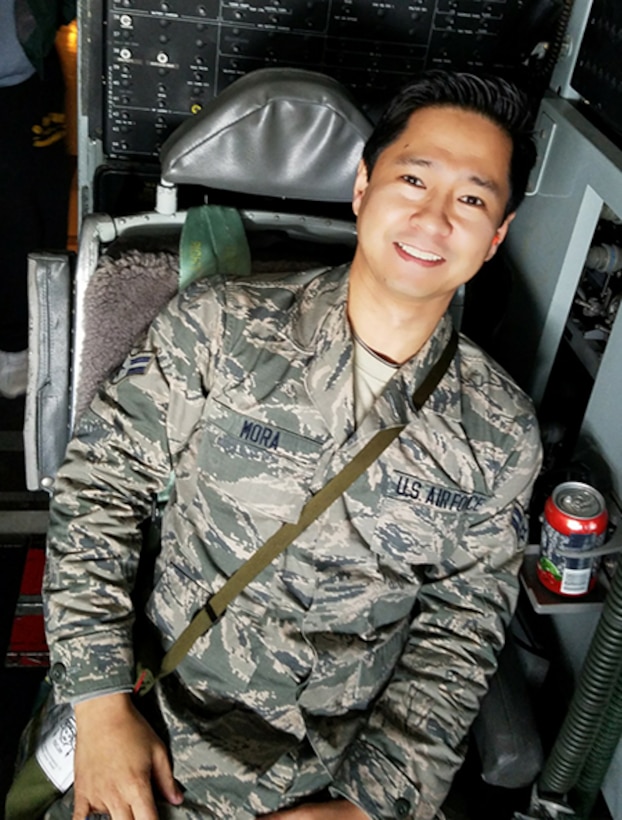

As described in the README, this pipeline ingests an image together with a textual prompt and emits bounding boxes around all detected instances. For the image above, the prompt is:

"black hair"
[362,69,537,219]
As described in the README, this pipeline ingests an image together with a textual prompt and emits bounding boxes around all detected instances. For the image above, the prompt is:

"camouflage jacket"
[44,264,542,820]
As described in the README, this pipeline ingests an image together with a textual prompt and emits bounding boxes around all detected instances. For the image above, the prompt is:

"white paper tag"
[35,703,76,791]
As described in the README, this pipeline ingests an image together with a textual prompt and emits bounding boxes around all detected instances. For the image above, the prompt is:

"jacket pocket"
[373,499,466,568]
[371,474,487,571]
[146,560,310,742]
[197,399,325,525]
[146,559,258,693]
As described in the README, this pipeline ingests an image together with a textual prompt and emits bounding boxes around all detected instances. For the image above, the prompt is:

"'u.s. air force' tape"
[111,351,155,384]
[35,702,76,791]
[390,471,488,513]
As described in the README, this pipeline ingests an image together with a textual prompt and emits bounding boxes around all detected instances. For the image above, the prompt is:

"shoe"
[0,349,28,399]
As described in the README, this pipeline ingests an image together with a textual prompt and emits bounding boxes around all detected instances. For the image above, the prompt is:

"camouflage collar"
[291,263,352,352]
[293,265,461,427]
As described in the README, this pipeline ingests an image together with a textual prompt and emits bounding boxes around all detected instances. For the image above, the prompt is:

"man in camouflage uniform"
[43,70,542,820]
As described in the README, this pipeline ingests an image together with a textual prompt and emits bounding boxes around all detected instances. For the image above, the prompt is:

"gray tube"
[539,561,622,795]
[574,666,622,819]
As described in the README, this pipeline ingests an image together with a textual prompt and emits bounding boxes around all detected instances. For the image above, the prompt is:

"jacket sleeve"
[330,415,542,820]
[43,282,222,704]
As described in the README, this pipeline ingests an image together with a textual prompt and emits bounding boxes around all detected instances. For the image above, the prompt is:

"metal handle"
[556,538,622,560]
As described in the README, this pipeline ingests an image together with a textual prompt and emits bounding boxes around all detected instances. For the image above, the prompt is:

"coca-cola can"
[537,481,608,596]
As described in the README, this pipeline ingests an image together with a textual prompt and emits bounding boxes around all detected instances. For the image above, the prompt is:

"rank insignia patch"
[111,351,155,383]
[511,503,529,543]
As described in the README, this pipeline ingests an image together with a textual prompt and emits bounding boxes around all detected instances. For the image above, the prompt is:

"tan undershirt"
[353,336,399,425]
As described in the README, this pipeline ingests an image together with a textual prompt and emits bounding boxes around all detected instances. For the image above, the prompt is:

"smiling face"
[350,105,515,317]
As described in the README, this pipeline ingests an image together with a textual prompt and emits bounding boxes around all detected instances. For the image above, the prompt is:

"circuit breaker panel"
[81,0,531,173]
[571,0,622,138]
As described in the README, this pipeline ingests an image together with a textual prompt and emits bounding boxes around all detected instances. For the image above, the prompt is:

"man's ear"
[352,159,369,217]
[484,212,516,261]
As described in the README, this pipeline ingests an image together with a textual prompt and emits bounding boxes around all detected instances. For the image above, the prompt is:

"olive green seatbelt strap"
[134,328,459,696]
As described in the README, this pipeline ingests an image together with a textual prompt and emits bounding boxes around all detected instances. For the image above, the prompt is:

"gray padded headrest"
[160,68,373,203]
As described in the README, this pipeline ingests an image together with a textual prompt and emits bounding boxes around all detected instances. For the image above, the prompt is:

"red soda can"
[537,481,608,596]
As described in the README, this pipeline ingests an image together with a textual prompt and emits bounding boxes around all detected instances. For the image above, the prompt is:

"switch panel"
[571,0,622,138]
[100,0,524,158]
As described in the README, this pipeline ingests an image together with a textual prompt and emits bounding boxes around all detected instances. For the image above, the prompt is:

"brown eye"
[460,195,485,207]
[402,175,424,187]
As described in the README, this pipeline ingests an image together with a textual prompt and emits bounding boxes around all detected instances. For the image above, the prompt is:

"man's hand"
[72,692,183,820]
[259,799,370,819]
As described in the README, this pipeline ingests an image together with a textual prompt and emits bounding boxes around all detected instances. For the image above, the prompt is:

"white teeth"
[397,242,442,262]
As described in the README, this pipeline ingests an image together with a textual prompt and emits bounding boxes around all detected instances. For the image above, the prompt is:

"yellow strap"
[153,424,404,687]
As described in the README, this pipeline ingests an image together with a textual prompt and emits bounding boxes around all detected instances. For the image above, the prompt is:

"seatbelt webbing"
[412,329,458,409]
